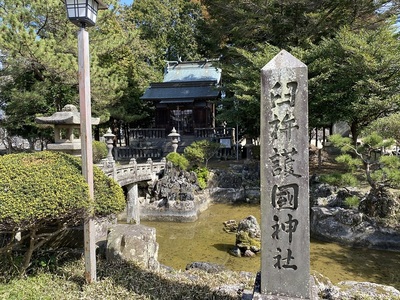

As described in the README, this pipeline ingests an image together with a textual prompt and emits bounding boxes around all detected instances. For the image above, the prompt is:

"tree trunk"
[350,122,358,145]
[21,228,37,275]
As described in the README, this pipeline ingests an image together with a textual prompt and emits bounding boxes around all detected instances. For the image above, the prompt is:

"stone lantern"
[35,104,100,156]
[168,127,180,153]
[103,128,115,162]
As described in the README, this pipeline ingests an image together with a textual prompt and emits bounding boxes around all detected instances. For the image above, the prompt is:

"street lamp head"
[65,0,107,28]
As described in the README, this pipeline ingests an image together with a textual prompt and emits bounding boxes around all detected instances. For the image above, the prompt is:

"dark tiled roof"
[140,81,220,100]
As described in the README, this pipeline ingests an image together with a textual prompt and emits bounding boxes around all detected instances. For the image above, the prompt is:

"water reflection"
[142,203,400,289]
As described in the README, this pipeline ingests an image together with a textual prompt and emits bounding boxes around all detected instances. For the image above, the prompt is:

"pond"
[142,203,400,290]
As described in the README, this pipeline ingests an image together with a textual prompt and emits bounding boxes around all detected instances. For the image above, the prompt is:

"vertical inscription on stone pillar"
[260,50,310,298]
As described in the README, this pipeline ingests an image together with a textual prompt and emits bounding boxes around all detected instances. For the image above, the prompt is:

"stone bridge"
[99,157,166,224]
[101,157,166,186]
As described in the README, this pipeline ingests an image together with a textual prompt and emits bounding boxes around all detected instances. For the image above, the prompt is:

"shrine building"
[140,60,222,135]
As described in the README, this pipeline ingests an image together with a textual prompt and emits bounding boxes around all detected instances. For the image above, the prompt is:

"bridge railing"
[101,158,166,186]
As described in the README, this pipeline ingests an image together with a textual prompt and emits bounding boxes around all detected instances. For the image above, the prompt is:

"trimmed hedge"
[0,151,125,228]
[166,152,189,170]
[92,140,108,163]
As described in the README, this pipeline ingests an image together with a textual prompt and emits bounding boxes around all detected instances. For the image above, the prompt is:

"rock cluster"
[226,215,261,257]
[140,162,209,221]
[310,177,400,252]
[150,163,199,202]
[313,272,400,300]
[208,162,261,203]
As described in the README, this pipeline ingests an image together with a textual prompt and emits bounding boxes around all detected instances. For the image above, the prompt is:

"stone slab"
[250,272,319,300]
[259,50,310,298]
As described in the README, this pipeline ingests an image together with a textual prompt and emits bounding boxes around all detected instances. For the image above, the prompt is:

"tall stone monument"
[258,50,310,299]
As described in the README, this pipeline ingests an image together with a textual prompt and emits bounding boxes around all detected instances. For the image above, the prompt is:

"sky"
[120,0,133,5]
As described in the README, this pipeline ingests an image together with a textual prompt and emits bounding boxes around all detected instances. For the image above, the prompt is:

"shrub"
[184,140,221,167]
[92,140,108,163]
[0,151,125,274]
[193,166,209,189]
[320,172,358,187]
[166,152,189,170]
[344,196,360,208]
[329,133,400,217]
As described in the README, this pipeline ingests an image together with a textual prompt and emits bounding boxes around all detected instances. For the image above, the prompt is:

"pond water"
[142,203,400,290]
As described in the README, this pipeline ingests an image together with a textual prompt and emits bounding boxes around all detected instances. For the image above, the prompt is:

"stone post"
[257,50,311,299]
[126,183,140,224]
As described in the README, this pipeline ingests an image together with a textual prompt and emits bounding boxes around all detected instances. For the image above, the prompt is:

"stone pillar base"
[250,272,319,300]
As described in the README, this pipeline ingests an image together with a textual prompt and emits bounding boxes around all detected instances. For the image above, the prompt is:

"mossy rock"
[236,231,261,251]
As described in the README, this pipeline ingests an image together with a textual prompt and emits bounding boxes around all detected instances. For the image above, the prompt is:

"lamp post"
[64,0,107,283]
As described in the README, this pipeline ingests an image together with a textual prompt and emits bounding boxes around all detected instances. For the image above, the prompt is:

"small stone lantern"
[103,128,115,162]
[35,104,100,156]
[168,127,180,153]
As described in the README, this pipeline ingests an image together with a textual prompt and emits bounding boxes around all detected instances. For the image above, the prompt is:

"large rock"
[313,271,400,300]
[234,215,261,256]
[310,207,400,251]
[359,189,400,218]
[106,224,160,270]
[208,162,260,203]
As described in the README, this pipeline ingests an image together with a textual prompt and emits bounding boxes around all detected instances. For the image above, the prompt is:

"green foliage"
[218,43,279,137]
[0,0,159,141]
[363,113,400,146]
[344,196,360,209]
[0,151,125,226]
[372,155,400,189]
[305,24,400,138]
[128,0,204,63]
[335,154,362,172]
[192,167,209,190]
[92,141,108,163]
[202,0,400,51]
[165,152,189,170]
[329,133,400,192]
[320,173,358,187]
[93,164,126,216]
[0,151,89,225]
[184,140,221,167]
[0,151,125,273]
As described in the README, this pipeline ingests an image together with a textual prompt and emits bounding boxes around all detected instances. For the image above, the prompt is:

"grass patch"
[0,257,253,300]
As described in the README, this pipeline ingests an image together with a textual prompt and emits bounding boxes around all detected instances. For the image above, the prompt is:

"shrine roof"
[163,60,221,83]
[140,81,220,100]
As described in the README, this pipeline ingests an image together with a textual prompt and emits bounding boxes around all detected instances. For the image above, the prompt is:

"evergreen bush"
[193,166,209,189]
[165,152,189,170]
[344,196,360,209]
[92,141,108,163]
[0,151,125,273]
[184,140,220,167]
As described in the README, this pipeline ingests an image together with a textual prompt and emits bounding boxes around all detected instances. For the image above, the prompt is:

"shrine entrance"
[170,109,193,135]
